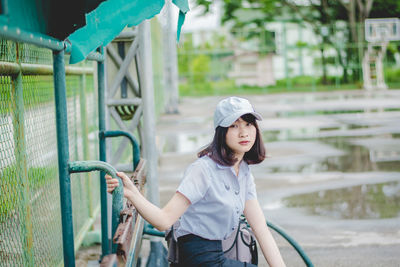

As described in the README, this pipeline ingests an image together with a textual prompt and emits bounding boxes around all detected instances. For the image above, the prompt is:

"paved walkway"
[156,90,400,267]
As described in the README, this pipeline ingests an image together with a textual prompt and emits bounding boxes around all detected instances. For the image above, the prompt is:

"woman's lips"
[239,141,250,145]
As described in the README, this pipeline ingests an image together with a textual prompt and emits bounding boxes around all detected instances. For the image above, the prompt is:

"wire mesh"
[0,39,99,266]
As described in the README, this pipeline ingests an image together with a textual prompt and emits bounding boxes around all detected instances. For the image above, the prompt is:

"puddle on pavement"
[160,95,400,220]
[283,181,400,219]
[262,124,387,143]
[261,136,400,173]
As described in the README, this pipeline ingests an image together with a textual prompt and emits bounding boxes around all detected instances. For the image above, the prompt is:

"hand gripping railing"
[68,160,124,248]
[143,221,314,267]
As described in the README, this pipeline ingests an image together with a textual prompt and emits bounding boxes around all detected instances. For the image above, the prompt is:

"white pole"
[138,21,159,205]
[164,0,179,114]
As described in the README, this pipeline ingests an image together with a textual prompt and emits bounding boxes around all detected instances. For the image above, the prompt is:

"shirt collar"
[216,160,250,174]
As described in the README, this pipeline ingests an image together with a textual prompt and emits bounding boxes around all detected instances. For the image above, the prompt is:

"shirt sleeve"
[177,160,211,205]
[246,173,257,201]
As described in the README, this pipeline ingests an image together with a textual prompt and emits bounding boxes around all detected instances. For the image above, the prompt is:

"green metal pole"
[11,68,34,266]
[101,130,140,170]
[97,46,110,256]
[267,221,314,267]
[53,49,75,266]
[79,74,93,217]
[72,79,84,218]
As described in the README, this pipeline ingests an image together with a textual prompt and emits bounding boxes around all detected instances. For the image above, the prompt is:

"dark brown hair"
[198,114,266,166]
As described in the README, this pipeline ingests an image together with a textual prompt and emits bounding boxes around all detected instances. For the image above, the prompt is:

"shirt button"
[225,184,230,190]
[232,227,235,230]
[235,190,239,195]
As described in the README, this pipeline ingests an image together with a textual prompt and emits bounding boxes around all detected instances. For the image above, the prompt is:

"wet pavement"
[156,90,400,266]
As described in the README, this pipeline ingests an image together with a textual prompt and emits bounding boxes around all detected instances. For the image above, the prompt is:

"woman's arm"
[244,199,286,267]
[106,172,190,231]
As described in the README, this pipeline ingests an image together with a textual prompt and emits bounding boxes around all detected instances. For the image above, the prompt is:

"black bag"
[165,218,258,265]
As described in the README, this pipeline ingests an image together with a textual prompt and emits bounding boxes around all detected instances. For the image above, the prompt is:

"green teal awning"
[0,0,107,40]
[68,0,189,64]
[0,0,188,64]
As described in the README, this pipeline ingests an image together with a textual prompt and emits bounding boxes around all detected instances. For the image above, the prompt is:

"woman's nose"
[239,128,248,137]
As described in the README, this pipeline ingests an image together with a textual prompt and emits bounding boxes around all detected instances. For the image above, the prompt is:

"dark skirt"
[176,234,257,267]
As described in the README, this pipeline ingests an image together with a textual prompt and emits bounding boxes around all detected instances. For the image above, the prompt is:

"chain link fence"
[0,39,100,266]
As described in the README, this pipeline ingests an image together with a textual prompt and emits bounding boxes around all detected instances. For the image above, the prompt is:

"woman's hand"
[105,172,138,199]
[107,172,191,231]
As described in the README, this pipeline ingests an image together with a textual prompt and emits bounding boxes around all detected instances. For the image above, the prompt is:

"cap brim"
[219,111,262,127]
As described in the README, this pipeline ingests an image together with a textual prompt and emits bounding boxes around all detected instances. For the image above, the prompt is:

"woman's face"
[225,117,257,158]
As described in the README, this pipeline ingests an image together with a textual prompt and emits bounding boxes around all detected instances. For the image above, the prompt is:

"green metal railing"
[101,130,141,172]
[266,221,313,266]
[68,160,124,255]
[0,30,128,266]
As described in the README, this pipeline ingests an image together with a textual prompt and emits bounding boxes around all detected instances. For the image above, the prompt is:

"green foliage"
[194,0,400,87]
[178,76,366,97]
[369,0,400,18]
[190,54,211,83]
[295,41,308,48]
[275,76,314,87]
[0,166,17,222]
[385,67,400,83]
[180,79,233,96]
[178,34,194,74]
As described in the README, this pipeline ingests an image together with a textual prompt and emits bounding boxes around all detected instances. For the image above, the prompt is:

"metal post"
[298,24,304,76]
[283,22,291,90]
[97,46,111,256]
[357,22,364,81]
[138,21,159,206]
[164,0,179,114]
[139,19,165,266]
[79,74,93,217]
[11,69,34,266]
[53,49,75,267]
[117,42,128,98]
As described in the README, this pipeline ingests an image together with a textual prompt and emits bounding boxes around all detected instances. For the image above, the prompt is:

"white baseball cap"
[214,96,262,129]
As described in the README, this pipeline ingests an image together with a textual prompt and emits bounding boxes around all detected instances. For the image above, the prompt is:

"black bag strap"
[223,223,241,253]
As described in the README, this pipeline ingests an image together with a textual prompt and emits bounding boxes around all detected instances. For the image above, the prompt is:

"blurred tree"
[191,54,211,84]
[195,0,400,84]
[178,33,194,75]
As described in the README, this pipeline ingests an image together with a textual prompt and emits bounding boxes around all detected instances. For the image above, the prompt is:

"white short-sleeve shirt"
[176,155,257,240]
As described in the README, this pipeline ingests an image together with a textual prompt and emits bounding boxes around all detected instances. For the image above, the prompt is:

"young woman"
[106,96,286,267]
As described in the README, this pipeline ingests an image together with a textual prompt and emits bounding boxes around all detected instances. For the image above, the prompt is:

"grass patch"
[0,166,57,223]
[179,78,364,97]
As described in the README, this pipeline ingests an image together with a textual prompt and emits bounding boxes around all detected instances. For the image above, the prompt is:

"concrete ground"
[156,90,400,267]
